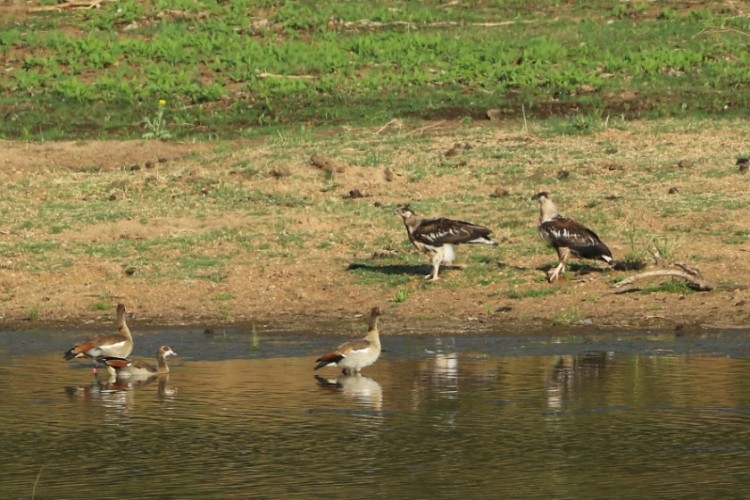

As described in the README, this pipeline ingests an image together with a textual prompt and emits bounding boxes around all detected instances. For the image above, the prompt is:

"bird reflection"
[545,352,612,410]
[315,374,383,410]
[64,372,176,415]
[108,373,177,399]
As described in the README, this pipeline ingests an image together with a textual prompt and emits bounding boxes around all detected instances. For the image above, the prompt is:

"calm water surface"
[2,327,750,498]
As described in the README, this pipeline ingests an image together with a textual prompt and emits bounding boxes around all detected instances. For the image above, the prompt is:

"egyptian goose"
[531,192,614,282]
[395,204,497,281]
[315,307,382,375]
[63,303,134,372]
[98,345,177,379]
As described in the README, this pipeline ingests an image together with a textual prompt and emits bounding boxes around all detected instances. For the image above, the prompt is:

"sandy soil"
[1,124,749,336]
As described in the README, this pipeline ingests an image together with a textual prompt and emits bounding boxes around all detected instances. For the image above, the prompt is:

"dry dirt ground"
[1,121,749,336]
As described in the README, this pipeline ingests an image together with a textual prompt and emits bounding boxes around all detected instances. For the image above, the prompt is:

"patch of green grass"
[723,230,750,245]
[3,2,748,139]
[89,301,112,311]
[391,287,411,304]
[553,307,583,325]
[640,281,695,294]
[349,262,415,288]
[506,287,557,300]
[251,324,261,351]
[211,292,236,301]
[180,263,229,282]
[215,305,234,322]
[26,303,41,321]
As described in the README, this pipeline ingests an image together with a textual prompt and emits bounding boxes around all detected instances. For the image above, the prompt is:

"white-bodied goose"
[98,345,177,379]
[315,307,382,375]
[63,304,134,372]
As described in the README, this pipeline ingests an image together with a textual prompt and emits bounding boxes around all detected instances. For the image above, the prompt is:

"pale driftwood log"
[330,19,533,30]
[255,72,315,80]
[30,0,112,12]
[613,262,714,291]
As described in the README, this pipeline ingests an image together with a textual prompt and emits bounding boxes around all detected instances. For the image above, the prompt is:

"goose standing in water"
[63,303,133,373]
[98,345,177,380]
[315,307,382,375]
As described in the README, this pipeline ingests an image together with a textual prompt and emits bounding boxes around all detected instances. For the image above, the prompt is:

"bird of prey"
[395,204,497,281]
[531,192,613,282]
[315,307,382,375]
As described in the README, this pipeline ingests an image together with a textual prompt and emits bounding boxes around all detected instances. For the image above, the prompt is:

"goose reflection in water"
[108,373,177,400]
[315,374,383,410]
[64,372,176,414]
[545,351,612,410]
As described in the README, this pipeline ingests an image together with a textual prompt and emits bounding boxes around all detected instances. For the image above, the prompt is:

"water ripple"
[3,332,750,497]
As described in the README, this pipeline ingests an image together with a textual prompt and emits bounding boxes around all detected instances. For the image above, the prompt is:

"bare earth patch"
[0,119,748,335]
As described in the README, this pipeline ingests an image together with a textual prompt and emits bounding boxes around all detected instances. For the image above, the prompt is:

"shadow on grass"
[535,259,645,276]
[347,262,431,277]
[348,261,517,278]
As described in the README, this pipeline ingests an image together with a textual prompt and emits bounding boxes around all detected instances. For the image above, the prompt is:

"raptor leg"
[549,248,570,282]
[427,250,443,281]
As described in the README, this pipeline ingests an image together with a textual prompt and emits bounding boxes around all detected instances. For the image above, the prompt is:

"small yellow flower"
[159,99,166,107]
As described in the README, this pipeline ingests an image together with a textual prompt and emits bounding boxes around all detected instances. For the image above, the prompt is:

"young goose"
[63,304,134,372]
[531,192,613,282]
[395,204,497,281]
[315,307,382,375]
[98,345,177,379]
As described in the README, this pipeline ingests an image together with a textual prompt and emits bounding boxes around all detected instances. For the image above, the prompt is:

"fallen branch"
[373,119,403,135]
[331,19,526,30]
[404,120,446,137]
[613,262,714,291]
[694,26,750,38]
[30,0,112,12]
[255,72,315,80]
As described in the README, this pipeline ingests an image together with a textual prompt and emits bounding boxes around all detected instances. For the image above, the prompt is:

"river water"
[2,327,750,498]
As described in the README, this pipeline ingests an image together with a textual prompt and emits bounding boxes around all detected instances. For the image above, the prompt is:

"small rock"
[347,189,368,199]
[121,21,140,32]
[490,187,509,198]
[269,166,291,179]
[371,249,398,259]
[310,153,345,173]
[445,146,460,157]
[384,167,394,182]
[485,108,502,121]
